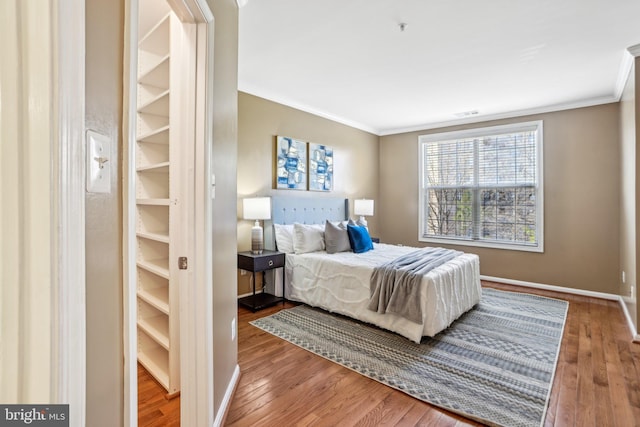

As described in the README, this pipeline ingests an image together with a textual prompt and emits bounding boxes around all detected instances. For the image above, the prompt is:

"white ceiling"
[238,0,640,136]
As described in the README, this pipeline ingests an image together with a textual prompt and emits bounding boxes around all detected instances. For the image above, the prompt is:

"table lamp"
[243,197,271,254]
[354,199,374,227]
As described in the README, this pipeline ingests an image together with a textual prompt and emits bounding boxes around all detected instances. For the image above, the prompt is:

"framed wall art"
[275,136,307,190]
[309,143,333,191]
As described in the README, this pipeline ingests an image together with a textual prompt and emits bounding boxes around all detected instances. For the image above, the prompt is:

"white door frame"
[123,0,214,425]
[55,0,87,423]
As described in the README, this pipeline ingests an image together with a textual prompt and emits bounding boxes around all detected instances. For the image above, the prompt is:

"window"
[419,121,543,252]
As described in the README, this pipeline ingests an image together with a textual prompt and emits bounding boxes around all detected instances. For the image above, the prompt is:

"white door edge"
[122,0,139,425]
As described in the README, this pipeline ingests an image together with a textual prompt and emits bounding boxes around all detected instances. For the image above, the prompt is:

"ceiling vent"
[454,110,479,118]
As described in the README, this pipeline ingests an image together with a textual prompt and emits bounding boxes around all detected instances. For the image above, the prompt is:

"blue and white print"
[309,143,333,191]
[276,136,307,190]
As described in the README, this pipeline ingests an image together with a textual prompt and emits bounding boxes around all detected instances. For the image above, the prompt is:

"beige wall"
[620,57,637,330]
[239,95,624,296]
[85,0,124,425]
[208,0,241,417]
[380,104,621,294]
[237,92,379,294]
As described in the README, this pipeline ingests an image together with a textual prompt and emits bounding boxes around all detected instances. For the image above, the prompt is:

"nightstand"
[238,250,286,311]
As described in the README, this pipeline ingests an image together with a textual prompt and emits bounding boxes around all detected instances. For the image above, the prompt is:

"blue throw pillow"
[347,224,374,253]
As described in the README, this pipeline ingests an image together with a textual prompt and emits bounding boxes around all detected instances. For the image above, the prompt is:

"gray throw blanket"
[368,247,462,324]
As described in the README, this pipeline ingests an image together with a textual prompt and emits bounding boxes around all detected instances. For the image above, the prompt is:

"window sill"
[419,236,543,253]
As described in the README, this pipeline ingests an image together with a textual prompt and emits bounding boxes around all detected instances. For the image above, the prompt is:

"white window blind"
[419,121,543,252]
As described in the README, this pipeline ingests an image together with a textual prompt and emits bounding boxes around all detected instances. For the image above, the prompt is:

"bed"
[266,197,481,343]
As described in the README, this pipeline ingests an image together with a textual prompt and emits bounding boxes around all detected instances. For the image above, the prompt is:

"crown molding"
[241,83,619,137]
[378,95,618,136]
[238,83,380,135]
[628,43,640,57]
[614,48,638,101]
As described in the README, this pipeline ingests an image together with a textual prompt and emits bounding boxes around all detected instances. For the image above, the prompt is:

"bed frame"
[263,196,481,342]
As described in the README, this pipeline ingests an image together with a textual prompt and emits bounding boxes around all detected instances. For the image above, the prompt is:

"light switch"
[86,130,111,193]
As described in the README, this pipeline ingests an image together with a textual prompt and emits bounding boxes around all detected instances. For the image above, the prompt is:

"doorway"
[123,0,214,425]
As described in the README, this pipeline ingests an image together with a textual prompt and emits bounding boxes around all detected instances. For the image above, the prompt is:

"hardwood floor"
[138,363,180,427]
[226,282,640,427]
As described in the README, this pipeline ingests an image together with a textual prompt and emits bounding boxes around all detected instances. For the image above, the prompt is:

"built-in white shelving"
[135,0,179,396]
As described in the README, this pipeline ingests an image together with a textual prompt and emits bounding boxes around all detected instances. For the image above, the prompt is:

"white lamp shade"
[243,197,271,220]
[354,199,374,216]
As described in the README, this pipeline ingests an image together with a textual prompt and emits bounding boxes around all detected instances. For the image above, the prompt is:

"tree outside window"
[419,121,543,252]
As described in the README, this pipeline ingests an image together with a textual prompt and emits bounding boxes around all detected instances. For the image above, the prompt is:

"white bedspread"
[285,243,481,343]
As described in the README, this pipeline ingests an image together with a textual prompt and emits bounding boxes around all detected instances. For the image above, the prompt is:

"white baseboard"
[480,275,639,342]
[480,275,620,300]
[618,297,640,343]
[213,364,240,427]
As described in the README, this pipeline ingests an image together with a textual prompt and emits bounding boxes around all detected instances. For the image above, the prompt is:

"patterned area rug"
[250,288,568,427]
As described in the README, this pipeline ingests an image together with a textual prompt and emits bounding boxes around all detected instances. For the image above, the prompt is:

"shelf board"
[138,346,169,391]
[137,258,170,279]
[137,231,169,244]
[137,114,169,138]
[137,198,171,206]
[138,13,170,53]
[138,125,170,144]
[138,55,169,88]
[138,287,169,315]
[138,89,169,116]
[138,315,170,350]
[137,162,169,173]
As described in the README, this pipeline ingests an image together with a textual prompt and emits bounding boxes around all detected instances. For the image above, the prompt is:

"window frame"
[418,120,544,253]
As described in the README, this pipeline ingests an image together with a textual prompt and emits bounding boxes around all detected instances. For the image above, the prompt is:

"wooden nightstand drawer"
[238,250,286,312]
[238,250,285,272]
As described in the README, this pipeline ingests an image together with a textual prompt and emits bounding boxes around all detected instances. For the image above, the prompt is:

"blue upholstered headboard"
[265,197,349,250]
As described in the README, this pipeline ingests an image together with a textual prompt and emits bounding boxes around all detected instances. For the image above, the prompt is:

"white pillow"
[293,223,325,254]
[273,224,295,254]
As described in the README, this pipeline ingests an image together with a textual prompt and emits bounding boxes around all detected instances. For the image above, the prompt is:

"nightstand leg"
[252,272,256,296]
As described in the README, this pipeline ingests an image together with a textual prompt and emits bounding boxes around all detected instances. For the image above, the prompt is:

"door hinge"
[178,257,188,270]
